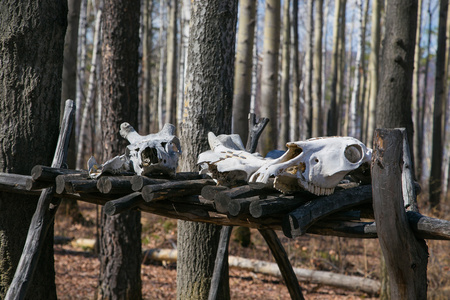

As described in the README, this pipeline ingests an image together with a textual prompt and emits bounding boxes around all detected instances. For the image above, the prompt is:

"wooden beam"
[372,128,428,299]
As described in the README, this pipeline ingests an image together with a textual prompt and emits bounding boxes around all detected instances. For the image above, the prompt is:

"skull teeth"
[308,183,334,196]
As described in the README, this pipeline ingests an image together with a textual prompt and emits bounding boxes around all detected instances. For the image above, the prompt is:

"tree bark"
[290,0,300,141]
[0,1,67,298]
[165,0,178,125]
[279,0,290,147]
[177,0,191,127]
[304,0,314,138]
[177,1,238,299]
[429,0,449,208]
[233,0,257,143]
[312,0,323,137]
[141,0,153,134]
[259,0,281,154]
[98,0,142,299]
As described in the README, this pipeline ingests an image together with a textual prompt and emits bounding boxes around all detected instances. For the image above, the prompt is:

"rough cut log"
[96,176,134,194]
[130,175,170,191]
[282,185,372,238]
[407,211,450,240]
[141,179,215,202]
[55,174,94,194]
[104,192,143,215]
[214,185,274,214]
[228,196,259,216]
[31,164,86,182]
[201,185,229,200]
[372,128,428,299]
[25,178,53,191]
[250,194,314,218]
[258,228,305,299]
[6,99,75,300]
[0,173,34,193]
[142,248,380,295]
[307,220,378,238]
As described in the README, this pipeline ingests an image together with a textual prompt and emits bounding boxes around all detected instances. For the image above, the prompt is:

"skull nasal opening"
[344,145,363,163]
[142,147,159,164]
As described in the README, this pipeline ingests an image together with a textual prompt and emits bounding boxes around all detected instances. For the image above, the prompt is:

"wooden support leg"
[5,100,75,300]
[208,225,233,300]
[259,228,305,300]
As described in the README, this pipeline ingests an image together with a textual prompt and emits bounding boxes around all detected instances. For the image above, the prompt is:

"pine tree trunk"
[429,0,449,209]
[279,0,290,147]
[367,0,381,147]
[177,1,237,299]
[233,0,257,143]
[312,0,323,137]
[0,1,67,298]
[259,0,281,154]
[98,0,142,298]
[165,0,178,125]
[304,0,314,138]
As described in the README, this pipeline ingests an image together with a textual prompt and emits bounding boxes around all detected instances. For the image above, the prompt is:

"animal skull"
[88,123,181,178]
[249,137,372,195]
[197,132,268,185]
[121,123,181,177]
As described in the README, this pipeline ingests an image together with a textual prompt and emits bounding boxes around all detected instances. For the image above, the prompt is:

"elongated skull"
[121,123,181,177]
[197,132,268,185]
[249,137,372,195]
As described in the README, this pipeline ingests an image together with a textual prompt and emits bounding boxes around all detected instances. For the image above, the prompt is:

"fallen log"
[142,248,380,295]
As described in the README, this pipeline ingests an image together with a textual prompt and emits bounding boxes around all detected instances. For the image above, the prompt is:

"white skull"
[197,132,269,185]
[88,155,132,178]
[122,123,181,177]
[249,137,372,195]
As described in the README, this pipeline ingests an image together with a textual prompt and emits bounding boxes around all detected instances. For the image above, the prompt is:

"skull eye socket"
[281,145,303,162]
[161,142,167,149]
[345,145,363,163]
[141,147,159,165]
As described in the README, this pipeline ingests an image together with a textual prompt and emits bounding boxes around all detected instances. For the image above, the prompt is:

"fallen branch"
[142,248,380,295]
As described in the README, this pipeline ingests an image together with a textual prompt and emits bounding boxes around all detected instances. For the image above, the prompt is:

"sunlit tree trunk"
[290,0,300,141]
[141,0,153,134]
[312,0,323,137]
[367,0,381,147]
[337,0,347,136]
[359,0,370,141]
[429,0,449,209]
[177,1,238,299]
[177,0,191,127]
[165,0,178,125]
[279,0,290,147]
[233,0,257,143]
[76,0,88,142]
[98,0,142,298]
[304,0,314,138]
[259,0,280,154]
[441,6,450,202]
[157,0,166,130]
[0,1,67,298]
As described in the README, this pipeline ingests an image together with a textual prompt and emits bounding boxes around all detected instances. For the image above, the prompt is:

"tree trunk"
[259,0,281,154]
[279,0,290,147]
[177,0,191,127]
[165,0,178,125]
[0,1,67,298]
[366,0,381,147]
[312,0,323,137]
[304,0,314,138]
[177,1,238,299]
[157,1,166,130]
[98,0,142,299]
[290,0,300,141]
[336,0,347,136]
[233,0,257,143]
[76,0,88,141]
[141,0,153,134]
[429,0,449,209]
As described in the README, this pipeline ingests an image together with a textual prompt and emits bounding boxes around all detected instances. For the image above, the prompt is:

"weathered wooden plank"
[6,99,75,300]
[372,128,428,299]
[282,185,372,238]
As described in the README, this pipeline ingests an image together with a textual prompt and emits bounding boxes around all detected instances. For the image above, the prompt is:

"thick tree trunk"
[233,0,257,143]
[259,0,281,154]
[312,0,323,137]
[429,0,449,208]
[165,0,178,125]
[279,0,290,148]
[177,1,238,299]
[98,0,142,299]
[0,1,67,298]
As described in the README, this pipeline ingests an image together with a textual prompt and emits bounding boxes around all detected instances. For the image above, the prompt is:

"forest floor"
[54,194,450,300]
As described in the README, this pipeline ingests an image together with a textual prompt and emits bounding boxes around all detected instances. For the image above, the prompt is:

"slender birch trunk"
[158,0,166,130]
[141,0,153,133]
[304,0,314,138]
[76,0,88,141]
[177,0,191,127]
[312,0,323,137]
[165,0,178,125]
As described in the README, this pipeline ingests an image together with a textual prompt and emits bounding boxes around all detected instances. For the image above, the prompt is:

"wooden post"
[5,100,75,300]
[372,128,428,299]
